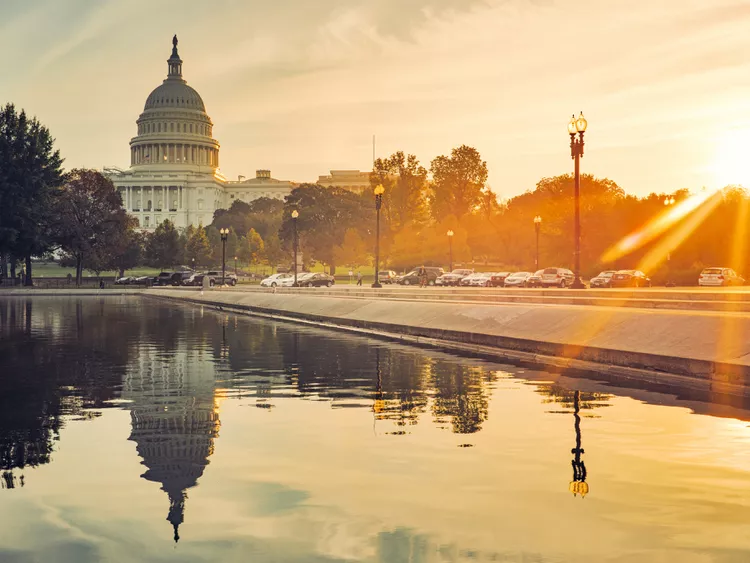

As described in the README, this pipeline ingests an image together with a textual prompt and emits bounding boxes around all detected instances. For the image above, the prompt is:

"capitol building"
[108,37,295,231]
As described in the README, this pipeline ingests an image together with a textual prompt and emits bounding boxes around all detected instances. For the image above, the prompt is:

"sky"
[2,0,750,199]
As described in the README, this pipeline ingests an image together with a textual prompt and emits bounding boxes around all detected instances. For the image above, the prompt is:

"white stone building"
[317,170,371,194]
[109,36,294,231]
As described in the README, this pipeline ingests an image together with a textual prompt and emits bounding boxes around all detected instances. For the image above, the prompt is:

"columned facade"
[108,36,293,231]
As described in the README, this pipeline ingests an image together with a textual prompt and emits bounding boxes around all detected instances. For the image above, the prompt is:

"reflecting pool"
[2,296,750,562]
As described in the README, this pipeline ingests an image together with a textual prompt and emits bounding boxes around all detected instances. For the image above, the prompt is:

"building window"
[147,200,152,211]
[190,124,193,133]
[198,199,204,210]
[144,216,150,227]
[158,123,161,132]
[170,123,174,132]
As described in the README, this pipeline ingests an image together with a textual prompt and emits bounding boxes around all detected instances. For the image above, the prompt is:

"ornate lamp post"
[533,216,542,270]
[569,390,589,498]
[568,112,588,289]
[291,210,299,287]
[372,184,385,288]
[219,228,229,285]
[664,196,676,287]
[447,230,454,272]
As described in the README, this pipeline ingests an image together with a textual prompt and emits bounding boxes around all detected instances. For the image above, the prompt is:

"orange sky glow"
[2,0,750,198]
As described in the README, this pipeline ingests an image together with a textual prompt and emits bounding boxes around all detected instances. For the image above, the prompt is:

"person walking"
[418,265,428,288]
[356,271,363,286]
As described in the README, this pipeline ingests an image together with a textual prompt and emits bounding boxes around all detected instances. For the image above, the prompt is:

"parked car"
[204,271,238,286]
[436,269,474,286]
[540,267,575,288]
[132,276,152,286]
[460,272,495,287]
[589,270,617,288]
[299,272,335,287]
[398,267,445,286]
[260,273,294,287]
[114,276,134,285]
[153,271,175,286]
[170,271,195,286]
[503,272,533,287]
[489,272,511,287]
[610,270,651,288]
[526,270,544,288]
[377,270,398,284]
[698,267,745,287]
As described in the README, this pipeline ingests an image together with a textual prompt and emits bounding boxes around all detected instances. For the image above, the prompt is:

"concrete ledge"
[148,289,750,391]
[0,289,145,296]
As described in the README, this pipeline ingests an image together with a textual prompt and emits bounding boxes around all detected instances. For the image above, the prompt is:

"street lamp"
[568,112,588,289]
[291,209,299,287]
[664,197,676,287]
[447,230,454,272]
[234,256,238,277]
[219,228,229,286]
[372,184,385,288]
[533,216,542,270]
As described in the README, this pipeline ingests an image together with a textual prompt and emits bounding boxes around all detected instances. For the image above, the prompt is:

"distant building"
[224,169,295,205]
[107,36,294,231]
[317,170,371,194]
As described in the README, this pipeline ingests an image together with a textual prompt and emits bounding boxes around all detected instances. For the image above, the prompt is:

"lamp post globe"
[568,112,587,289]
[291,210,300,286]
[533,216,542,270]
[219,228,229,286]
[372,185,385,288]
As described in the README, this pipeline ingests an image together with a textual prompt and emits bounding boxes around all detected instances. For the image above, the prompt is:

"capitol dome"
[128,36,220,170]
[144,81,205,112]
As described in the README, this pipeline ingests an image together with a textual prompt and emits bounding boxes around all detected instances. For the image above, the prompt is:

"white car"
[459,272,494,287]
[698,267,745,287]
[260,273,294,287]
[503,272,533,287]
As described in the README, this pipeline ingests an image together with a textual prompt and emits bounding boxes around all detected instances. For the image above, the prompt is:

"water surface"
[2,296,750,562]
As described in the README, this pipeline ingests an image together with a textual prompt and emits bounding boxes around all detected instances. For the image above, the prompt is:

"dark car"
[300,272,335,287]
[489,272,511,287]
[153,271,175,286]
[526,270,544,288]
[170,271,194,286]
[589,270,617,288]
[398,267,445,286]
[610,270,651,288]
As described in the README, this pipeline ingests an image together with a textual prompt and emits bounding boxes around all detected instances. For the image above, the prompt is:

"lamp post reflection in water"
[569,390,589,498]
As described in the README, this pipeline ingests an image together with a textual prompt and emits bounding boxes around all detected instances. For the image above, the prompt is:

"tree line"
[3,102,749,286]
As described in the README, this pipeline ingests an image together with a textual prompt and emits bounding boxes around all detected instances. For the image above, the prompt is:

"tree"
[112,229,144,278]
[279,184,371,274]
[53,169,133,284]
[262,233,286,269]
[145,220,180,269]
[0,103,64,285]
[371,152,428,231]
[333,228,369,269]
[240,228,265,266]
[184,224,212,267]
[430,145,488,222]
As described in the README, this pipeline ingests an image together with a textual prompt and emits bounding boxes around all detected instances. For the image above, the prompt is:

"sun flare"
[713,129,750,188]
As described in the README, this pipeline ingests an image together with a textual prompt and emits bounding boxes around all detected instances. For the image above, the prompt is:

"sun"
[713,128,750,188]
